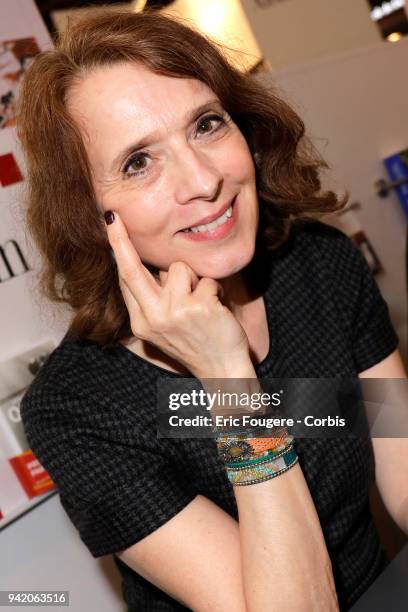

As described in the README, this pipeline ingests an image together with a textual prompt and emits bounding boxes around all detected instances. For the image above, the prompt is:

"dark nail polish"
[104,211,115,225]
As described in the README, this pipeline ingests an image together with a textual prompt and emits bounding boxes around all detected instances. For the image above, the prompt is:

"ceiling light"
[386,31,403,41]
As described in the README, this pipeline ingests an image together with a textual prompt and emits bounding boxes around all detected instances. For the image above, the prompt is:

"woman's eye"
[122,113,228,179]
[196,113,226,136]
[123,152,150,178]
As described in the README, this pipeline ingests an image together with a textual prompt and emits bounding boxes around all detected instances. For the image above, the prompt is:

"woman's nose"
[171,146,223,205]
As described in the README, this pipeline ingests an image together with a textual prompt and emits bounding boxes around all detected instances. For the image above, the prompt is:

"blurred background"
[35,1,408,60]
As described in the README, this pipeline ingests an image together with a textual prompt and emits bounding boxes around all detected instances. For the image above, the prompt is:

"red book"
[9,449,55,499]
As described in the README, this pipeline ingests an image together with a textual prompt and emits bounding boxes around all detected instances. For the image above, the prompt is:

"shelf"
[0,489,58,530]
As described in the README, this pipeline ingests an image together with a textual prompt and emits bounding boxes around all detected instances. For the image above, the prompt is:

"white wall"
[243,0,382,69]
[0,494,124,612]
[263,37,408,367]
[0,0,70,365]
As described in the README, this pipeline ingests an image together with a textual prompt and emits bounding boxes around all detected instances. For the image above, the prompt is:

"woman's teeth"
[182,205,233,233]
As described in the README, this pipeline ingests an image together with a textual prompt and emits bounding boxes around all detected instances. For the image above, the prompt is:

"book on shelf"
[0,390,56,523]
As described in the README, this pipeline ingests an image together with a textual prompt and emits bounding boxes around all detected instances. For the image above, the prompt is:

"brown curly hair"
[17,5,348,347]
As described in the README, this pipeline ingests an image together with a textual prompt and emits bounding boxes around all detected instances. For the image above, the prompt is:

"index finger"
[104,210,161,309]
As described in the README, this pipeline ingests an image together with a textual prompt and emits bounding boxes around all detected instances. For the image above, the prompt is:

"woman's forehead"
[67,62,214,122]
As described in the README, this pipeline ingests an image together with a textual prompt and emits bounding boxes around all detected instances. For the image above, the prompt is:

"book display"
[0,342,57,530]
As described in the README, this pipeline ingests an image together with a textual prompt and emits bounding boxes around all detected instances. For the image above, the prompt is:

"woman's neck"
[218,269,260,319]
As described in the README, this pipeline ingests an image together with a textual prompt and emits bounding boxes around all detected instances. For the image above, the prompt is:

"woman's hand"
[105,210,251,378]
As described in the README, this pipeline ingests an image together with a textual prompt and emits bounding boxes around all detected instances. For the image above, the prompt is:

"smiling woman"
[16,5,404,612]
[16,4,346,347]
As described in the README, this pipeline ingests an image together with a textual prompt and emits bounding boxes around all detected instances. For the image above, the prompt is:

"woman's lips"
[177,195,238,242]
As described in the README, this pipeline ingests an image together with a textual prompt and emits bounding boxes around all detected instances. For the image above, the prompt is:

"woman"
[17,6,407,612]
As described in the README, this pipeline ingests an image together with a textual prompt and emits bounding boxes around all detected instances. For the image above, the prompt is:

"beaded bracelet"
[225,442,295,469]
[226,445,298,486]
[216,432,293,463]
[213,422,297,485]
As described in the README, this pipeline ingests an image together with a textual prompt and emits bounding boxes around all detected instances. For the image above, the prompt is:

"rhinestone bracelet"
[214,424,288,440]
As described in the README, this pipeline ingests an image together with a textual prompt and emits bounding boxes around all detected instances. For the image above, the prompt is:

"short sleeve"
[20,385,197,558]
[347,239,399,374]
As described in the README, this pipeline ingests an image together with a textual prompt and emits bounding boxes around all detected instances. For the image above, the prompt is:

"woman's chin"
[192,254,255,280]
[146,241,256,280]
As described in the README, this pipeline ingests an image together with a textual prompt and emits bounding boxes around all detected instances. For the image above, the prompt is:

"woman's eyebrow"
[109,98,223,172]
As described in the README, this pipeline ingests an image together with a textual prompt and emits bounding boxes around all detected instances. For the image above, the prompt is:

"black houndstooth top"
[20,220,400,611]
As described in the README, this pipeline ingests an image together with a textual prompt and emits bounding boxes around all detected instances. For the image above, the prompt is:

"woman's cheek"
[220,146,255,183]
[120,196,169,237]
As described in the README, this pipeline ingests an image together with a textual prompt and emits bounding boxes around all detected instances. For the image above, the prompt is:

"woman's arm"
[203,359,339,612]
[234,465,339,611]
[115,353,340,611]
[117,456,339,612]
[359,348,408,535]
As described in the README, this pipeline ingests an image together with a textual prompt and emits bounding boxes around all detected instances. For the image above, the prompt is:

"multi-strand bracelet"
[214,426,298,486]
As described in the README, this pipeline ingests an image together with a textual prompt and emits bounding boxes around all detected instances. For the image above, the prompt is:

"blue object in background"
[384,149,408,219]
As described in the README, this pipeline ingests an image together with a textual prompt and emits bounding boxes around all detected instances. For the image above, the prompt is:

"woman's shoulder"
[25,336,92,387]
[19,334,159,433]
[24,333,157,388]
[288,218,399,372]
[286,217,387,310]
[267,218,359,269]
[20,336,113,403]
[291,218,357,256]
[286,218,366,285]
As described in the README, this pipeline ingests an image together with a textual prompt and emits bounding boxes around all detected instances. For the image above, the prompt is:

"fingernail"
[104,211,115,225]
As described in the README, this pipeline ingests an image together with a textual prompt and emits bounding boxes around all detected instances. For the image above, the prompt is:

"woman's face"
[67,62,259,279]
